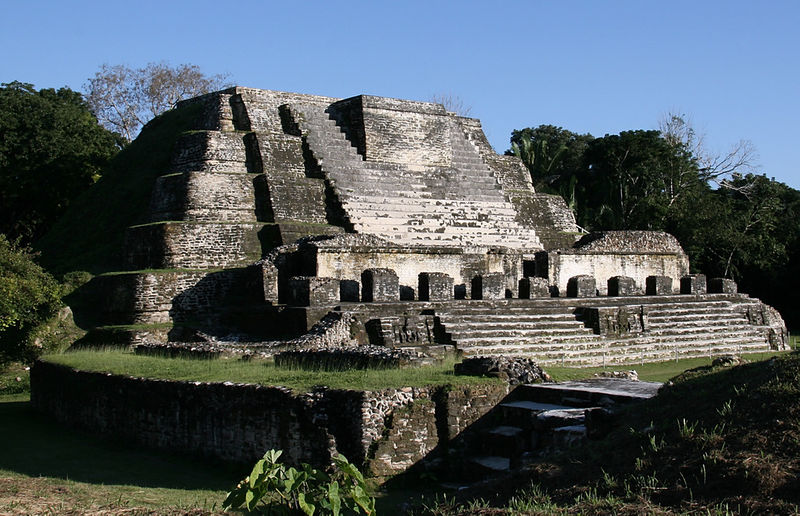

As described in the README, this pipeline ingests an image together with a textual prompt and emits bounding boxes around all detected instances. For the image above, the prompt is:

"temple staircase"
[286,103,542,250]
[434,295,779,366]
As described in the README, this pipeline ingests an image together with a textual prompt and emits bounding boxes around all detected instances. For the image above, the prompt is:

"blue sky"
[3,0,798,188]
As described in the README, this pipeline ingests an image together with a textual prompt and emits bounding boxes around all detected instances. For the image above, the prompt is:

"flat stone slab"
[537,408,586,426]
[488,425,524,437]
[500,400,575,412]
[470,456,511,472]
[526,378,662,402]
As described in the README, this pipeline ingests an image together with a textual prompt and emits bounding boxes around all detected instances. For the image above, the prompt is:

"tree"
[659,113,757,185]
[0,82,123,244]
[430,93,472,117]
[508,125,593,214]
[0,235,62,365]
[579,130,701,230]
[85,62,230,141]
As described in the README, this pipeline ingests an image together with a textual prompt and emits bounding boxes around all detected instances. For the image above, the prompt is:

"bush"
[223,449,376,515]
[0,235,62,365]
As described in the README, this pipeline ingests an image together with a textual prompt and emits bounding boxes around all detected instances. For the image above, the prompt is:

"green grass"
[42,350,502,392]
[546,351,784,383]
[0,393,235,514]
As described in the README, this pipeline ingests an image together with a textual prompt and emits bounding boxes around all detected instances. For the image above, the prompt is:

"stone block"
[418,273,454,301]
[708,277,737,294]
[646,276,673,296]
[518,277,550,298]
[680,274,707,295]
[471,272,505,300]
[288,276,340,306]
[608,276,637,297]
[261,261,279,303]
[567,275,596,298]
[361,268,399,302]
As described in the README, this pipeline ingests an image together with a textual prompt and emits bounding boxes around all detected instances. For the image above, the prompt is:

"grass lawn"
[0,393,237,514]
[5,345,794,514]
[42,351,502,392]
[546,350,784,383]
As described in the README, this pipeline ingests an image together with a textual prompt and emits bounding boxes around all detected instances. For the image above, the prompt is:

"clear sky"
[2,0,798,188]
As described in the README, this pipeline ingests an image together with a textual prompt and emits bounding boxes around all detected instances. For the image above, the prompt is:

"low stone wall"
[31,361,508,477]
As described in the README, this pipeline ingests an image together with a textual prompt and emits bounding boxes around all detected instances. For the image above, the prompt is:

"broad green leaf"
[328,480,341,516]
[298,492,316,516]
[249,459,266,488]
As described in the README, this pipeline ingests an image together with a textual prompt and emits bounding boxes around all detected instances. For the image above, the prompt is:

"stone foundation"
[31,360,507,477]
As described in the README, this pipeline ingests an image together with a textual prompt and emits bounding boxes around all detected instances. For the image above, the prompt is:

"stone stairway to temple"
[286,103,542,250]
[435,296,778,366]
[461,379,661,479]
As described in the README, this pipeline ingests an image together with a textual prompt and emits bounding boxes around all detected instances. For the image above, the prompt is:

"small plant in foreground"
[222,449,375,515]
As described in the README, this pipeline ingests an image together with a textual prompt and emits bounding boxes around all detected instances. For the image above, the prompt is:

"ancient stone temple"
[86,87,788,364]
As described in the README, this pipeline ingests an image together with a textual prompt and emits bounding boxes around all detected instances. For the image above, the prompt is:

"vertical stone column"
[471,272,505,300]
[261,261,279,303]
[708,277,737,294]
[567,275,596,298]
[646,276,673,295]
[288,277,341,306]
[518,277,550,298]
[680,274,707,295]
[361,268,400,302]
[608,276,636,296]
[418,273,454,301]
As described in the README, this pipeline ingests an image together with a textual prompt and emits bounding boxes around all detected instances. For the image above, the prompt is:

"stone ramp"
[287,102,542,250]
[435,295,780,365]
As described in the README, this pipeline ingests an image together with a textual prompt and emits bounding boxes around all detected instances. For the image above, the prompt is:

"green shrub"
[0,235,63,365]
[223,449,376,515]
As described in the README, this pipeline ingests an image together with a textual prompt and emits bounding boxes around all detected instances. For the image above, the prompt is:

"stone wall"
[149,171,260,223]
[31,361,508,477]
[359,95,452,167]
[543,251,689,296]
[171,131,250,174]
[309,241,516,300]
[125,222,264,269]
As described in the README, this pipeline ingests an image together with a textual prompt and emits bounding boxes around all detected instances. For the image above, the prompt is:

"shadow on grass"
[0,397,243,491]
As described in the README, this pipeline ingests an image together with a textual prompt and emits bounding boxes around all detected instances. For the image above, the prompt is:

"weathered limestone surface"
[681,274,707,295]
[709,277,738,294]
[419,272,454,301]
[567,275,597,298]
[362,268,400,302]
[646,275,673,296]
[543,231,689,296]
[608,276,637,296]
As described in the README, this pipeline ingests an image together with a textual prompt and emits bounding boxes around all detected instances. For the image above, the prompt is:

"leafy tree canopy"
[0,81,123,245]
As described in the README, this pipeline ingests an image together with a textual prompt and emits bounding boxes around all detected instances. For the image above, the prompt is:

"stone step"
[447,320,592,331]
[367,230,539,249]
[482,425,526,457]
[468,456,511,474]
[348,215,525,230]
[455,336,600,349]
[647,317,750,328]
[645,325,762,337]
[448,327,595,339]
[343,199,520,217]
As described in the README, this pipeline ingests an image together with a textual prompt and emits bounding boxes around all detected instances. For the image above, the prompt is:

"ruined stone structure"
[86,87,787,364]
